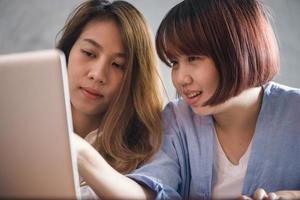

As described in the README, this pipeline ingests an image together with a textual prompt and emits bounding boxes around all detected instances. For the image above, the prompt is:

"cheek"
[109,73,124,96]
[67,46,83,77]
[67,53,76,80]
[208,74,219,92]
[171,70,179,89]
[67,55,86,86]
[67,64,77,87]
[202,67,219,91]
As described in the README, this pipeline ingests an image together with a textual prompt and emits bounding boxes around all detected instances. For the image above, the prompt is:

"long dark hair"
[57,0,163,174]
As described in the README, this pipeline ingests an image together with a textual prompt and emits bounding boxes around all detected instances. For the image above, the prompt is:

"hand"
[72,133,90,154]
[72,133,100,172]
[241,188,279,200]
[274,190,300,199]
[241,188,300,200]
[71,134,151,199]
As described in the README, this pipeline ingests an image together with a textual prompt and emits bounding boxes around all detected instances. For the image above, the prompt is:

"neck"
[213,86,263,134]
[213,86,264,165]
[72,106,103,138]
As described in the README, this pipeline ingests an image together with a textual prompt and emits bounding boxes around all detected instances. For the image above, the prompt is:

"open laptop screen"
[0,49,80,199]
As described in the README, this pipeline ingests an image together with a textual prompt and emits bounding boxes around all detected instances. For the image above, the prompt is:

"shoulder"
[262,81,300,116]
[264,81,300,100]
[162,98,195,128]
[163,98,193,120]
[162,98,213,135]
[161,99,193,139]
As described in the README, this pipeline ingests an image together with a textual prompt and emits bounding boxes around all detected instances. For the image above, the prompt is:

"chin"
[192,106,214,116]
[74,102,105,116]
[84,106,106,116]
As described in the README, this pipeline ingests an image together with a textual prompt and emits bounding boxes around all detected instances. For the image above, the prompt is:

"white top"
[212,133,252,199]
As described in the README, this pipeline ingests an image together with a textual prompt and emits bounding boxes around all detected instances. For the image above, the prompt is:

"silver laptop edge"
[59,50,81,200]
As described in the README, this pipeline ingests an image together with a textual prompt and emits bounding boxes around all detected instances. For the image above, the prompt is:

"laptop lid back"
[0,49,80,199]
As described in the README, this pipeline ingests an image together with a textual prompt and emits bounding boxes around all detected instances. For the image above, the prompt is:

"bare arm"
[74,134,155,200]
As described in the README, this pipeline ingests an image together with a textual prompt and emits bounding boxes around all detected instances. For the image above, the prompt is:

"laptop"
[0,49,81,199]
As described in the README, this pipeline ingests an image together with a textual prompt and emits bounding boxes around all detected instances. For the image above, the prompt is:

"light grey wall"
[1,0,299,101]
[0,0,83,53]
[263,0,300,90]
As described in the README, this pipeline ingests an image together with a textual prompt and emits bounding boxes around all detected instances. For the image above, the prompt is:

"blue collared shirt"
[128,82,300,199]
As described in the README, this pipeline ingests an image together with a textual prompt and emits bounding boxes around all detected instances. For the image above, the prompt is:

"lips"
[182,90,203,106]
[187,91,202,98]
[80,87,103,100]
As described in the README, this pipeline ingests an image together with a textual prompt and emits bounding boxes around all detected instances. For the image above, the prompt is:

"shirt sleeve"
[127,102,185,200]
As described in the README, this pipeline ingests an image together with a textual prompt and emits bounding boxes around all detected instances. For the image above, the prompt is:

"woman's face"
[68,19,127,117]
[170,55,220,116]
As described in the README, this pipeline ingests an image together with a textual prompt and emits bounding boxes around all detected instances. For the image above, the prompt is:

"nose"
[181,74,193,87]
[87,58,108,84]
[173,63,193,88]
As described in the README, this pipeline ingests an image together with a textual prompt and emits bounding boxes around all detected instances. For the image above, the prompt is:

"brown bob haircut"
[156,0,279,105]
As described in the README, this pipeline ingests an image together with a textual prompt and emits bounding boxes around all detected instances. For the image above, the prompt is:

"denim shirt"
[128,82,300,199]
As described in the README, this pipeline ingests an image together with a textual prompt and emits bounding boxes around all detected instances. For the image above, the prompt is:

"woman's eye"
[112,62,124,69]
[168,60,178,68]
[188,56,199,62]
[188,55,205,62]
[81,49,96,58]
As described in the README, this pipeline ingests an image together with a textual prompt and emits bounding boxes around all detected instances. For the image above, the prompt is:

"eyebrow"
[82,38,127,58]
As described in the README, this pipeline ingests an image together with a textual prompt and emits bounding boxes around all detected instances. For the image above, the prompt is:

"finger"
[275,190,300,199]
[267,192,279,200]
[253,188,268,200]
[241,195,253,200]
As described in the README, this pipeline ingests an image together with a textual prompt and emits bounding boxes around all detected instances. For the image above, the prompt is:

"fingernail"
[268,192,279,200]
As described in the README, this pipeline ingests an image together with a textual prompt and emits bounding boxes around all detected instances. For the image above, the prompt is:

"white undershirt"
[212,133,252,199]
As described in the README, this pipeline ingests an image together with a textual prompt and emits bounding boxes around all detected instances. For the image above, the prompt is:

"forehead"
[79,19,125,53]
[159,22,210,62]
[163,37,207,61]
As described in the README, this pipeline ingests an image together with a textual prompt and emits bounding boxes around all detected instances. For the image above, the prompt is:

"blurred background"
[0,0,299,103]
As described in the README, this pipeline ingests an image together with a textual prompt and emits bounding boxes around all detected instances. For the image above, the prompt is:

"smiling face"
[68,19,126,119]
[171,55,220,116]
